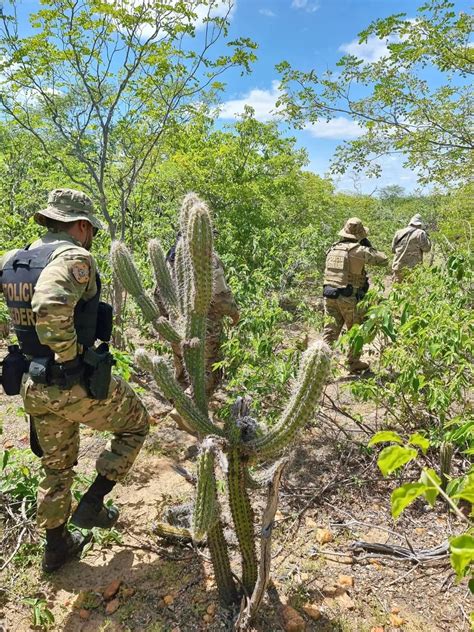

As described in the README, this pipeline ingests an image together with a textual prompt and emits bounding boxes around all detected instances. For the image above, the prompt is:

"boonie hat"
[409,214,424,228]
[35,188,103,231]
[338,217,368,241]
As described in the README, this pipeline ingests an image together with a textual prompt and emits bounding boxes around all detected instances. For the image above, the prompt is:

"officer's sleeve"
[32,252,96,363]
[391,233,398,253]
[419,230,431,253]
[362,246,388,267]
[212,256,239,320]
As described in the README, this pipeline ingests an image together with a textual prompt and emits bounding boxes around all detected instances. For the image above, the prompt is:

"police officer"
[0,189,150,572]
[391,214,431,283]
[322,217,388,372]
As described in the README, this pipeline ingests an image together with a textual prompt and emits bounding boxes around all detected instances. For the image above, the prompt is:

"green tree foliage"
[349,254,473,437]
[0,0,257,237]
[277,0,474,187]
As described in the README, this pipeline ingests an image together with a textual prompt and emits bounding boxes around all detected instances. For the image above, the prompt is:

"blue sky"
[9,0,472,194]
[214,0,472,194]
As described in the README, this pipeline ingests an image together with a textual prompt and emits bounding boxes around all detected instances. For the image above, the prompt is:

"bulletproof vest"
[1,242,101,357]
[324,241,366,289]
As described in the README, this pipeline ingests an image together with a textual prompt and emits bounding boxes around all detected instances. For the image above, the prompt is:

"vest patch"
[72,262,90,284]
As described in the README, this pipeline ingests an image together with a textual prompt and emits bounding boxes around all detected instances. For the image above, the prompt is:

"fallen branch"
[350,540,450,564]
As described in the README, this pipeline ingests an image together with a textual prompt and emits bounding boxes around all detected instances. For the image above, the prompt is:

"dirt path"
[1,368,471,631]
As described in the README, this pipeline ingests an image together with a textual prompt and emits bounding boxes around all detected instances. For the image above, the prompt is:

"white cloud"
[291,0,320,13]
[219,80,282,121]
[339,34,391,63]
[304,117,363,140]
[116,0,236,39]
[259,8,276,17]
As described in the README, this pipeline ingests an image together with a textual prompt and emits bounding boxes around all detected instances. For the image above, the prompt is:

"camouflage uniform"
[322,217,388,370]
[1,190,149,530]
[392,214,431,283]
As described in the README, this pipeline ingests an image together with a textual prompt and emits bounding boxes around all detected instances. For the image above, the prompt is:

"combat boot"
[42,530,88,573]
[70,498,119,529]
[348,359,370,373]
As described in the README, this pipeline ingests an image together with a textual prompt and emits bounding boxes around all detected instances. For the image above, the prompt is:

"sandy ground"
[0,358,471,632]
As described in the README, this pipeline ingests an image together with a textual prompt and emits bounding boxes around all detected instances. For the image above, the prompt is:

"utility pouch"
[83,343,115,400]
[323,285,340,299]
[96,302,113,342]
[339,284,354,298]
[29,357,52,386]
[1,345,28,395]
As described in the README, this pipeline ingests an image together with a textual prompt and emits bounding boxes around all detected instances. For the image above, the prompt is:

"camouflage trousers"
[322,296,364,364]
[22,375,150,530]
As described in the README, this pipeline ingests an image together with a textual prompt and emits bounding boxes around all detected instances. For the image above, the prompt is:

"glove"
[360,237,373,248]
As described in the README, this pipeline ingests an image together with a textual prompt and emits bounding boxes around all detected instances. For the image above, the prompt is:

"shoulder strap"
[394,227,416,248]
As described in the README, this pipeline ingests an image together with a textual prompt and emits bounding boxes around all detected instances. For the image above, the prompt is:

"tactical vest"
[324,241,367,289]
[1,242,101,357]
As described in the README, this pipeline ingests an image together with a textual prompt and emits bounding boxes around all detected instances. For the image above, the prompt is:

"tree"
[277,0,473,187]
[0,0,256,239]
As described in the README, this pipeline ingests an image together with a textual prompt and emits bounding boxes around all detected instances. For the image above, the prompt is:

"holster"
[1,345,29,395]
[83,343,115,400]
[29,416,43,458]
[323,285,340,299]
[29,356,84,389]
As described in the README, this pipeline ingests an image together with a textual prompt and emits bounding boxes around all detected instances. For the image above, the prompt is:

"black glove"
[360,237,373,248]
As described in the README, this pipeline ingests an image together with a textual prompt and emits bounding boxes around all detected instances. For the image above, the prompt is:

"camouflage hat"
[338,217,368,241]
[409,214,424,228]
[35,188,103,231]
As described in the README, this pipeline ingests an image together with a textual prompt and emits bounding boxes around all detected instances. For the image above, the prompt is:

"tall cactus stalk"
[111,194,331,615]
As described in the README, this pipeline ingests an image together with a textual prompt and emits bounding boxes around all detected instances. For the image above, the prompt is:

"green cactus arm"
[135,350,219,436]
[187,203,213,315]
[227,448,258,595]
[180,192,201,234]
[207,520,238,606]
[148,239,179,319]
[153,522,193,544]
[183,314,208,414]
[247,341,331,460]
[193,438,220,542]
[174,236,190,317]
[111,241,160,321]
[155,317,182,345]
[111,241,147,299]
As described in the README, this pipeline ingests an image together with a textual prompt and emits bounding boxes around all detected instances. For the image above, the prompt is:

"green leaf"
[408,432,430,454]
[452,474,474,504]
[468,577,474,594]
[391,482,427,519]
[368,431,403,447]
[1,449,9,470]
[419,468,441,506]
[377,445,418,477]
[449,534,474,579]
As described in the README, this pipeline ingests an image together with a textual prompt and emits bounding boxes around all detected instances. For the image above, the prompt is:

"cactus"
[111,194,331,614]
[440,441,454,491]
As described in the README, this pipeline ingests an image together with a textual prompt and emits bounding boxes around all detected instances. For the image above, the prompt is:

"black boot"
[70,474,119,529]
[42,525,87,573]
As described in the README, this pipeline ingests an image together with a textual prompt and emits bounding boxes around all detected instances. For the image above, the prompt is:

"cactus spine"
[111,194,331,610]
